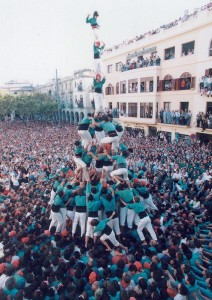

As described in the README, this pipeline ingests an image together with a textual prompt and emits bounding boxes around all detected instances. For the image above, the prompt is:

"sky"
[0,0,209,86]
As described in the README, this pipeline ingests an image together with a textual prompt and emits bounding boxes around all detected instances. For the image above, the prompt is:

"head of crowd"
[0,113,211,300]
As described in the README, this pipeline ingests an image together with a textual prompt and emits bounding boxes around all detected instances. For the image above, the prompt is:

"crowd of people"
[196,112,212,131]
[159,110,192,126]
[0,117,211,300]
[104,2,212,54]
[120,56,161,72]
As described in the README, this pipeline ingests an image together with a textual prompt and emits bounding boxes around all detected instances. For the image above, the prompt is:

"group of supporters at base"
[0,122,211,299]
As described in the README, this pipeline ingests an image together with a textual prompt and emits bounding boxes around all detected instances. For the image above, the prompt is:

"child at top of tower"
[86,11,99,29]
[86,11,100,40]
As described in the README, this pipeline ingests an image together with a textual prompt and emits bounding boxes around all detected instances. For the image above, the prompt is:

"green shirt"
[127,202,146,213]
[102,196,116,212]
[94,218,110,233]
[73,195,86,207]
[87,200,101,212]
[116,188,134,203]
[100,121,115,133]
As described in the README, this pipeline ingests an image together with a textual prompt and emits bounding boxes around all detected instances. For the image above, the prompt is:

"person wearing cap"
[93,74,106,114]
[86,11,100,39]
[93,41,105,73]
[91,213,128,252]
[78,114,93,151]
[121,196,157,244]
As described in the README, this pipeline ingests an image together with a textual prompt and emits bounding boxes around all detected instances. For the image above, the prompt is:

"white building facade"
[34,69,95,124]
[102,6,212,140]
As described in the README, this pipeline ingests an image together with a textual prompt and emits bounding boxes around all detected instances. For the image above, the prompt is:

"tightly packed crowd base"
[0,120,211,300]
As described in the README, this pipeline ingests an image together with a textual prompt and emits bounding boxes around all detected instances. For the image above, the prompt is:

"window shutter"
[175,79,180,91]
[116,85,119,94]
[105,87,108,95]
[191,77,196,89]
[172,79,175,91]
[158,80,163,92]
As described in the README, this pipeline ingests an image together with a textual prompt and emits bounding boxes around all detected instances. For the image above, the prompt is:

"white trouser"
[100,230,119,247]
[120,207,135,228]
[94,92,105,114]
[66,210,75,221]
[103,165,113,180]
[92,28,100,40]
[78,130,92,151]
[107,217,121,235]
[60,207,67,232]
[86,217,99,237]
[73,157,87,181]
[137,216,157,241]
[94,59,102,74]
[72,212,87,237]
[49,211,63,233]
[95,130,105,145]
[101,136,119,150]
[110,168,128,180]
[117,130,124,142]
[142,195,158,211]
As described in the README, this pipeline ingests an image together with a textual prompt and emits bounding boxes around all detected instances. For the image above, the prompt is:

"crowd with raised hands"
[0,118,211,300]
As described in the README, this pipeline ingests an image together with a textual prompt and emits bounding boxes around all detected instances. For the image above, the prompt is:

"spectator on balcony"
[159,109,164,123]
[156,56,161,66]
[163,109,167,124]
[171,111,176,124]
[166,109,172,124]
[175,110,180,124]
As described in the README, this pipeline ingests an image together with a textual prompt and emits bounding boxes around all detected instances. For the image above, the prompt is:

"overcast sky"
[0,0,209,86]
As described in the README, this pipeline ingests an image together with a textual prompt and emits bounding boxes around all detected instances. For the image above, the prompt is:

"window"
[128,79,138,93]
[120,81,126,94]
[164,102,171,110]
[180,102,189,111]
[149,81,153,92]
[182,41,195,56]
[116,83,119,94]
[116,62,121,71]
[120,103,126,116]
[140,103,153,118]
[163,75,173,91]
[107,65,113,73]
[128,103,137,117]
[164,47,175,60]
[105,84,114,95]
[140,77,154,92]
[109,102,112,109]
[78,81,83,91]
[179,73,192,90]
[209,40,212,56]
[206,102,212,114]
[174,73,195,90]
